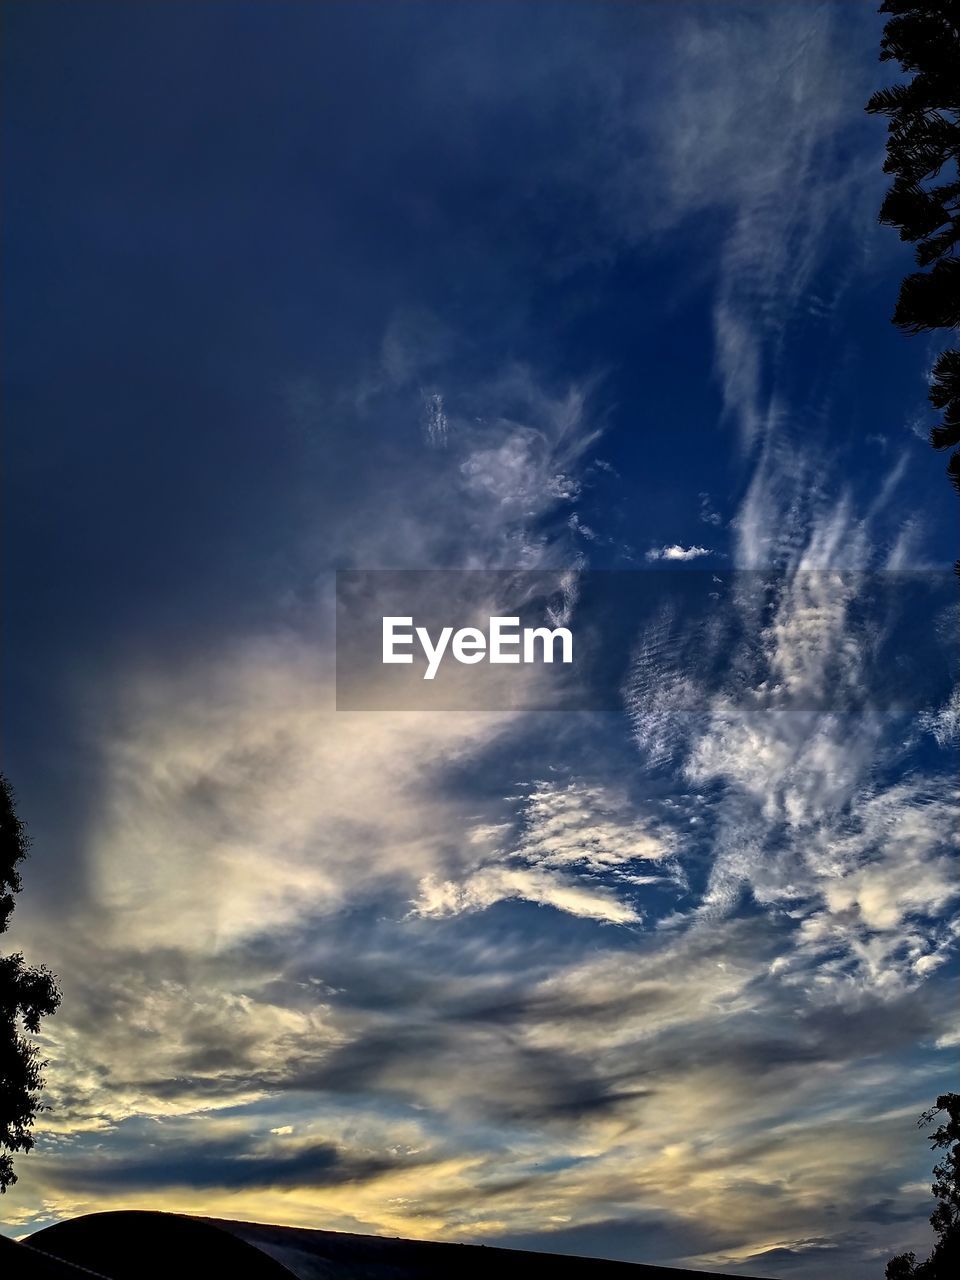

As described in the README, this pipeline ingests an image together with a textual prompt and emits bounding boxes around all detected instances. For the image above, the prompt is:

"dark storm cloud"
[280,1021,654,1126]
[50,1135,418,1193]
[43,911,954,1144]
[732,1239,847,1276]
[857,1199,928,1226]
[493,1215,738,1270]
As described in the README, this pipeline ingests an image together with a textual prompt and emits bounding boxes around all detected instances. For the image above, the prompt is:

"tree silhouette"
[866,1,960,540]
[0,774,60,1192]
[886,1094,960,1278]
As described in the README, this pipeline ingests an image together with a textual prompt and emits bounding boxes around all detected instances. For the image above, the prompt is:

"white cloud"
[919,686,960,746]
[517,780,677,871]
[414,866,641,926]
[645,544,712,562]
[625,415,958,997]
[411,779,679,926]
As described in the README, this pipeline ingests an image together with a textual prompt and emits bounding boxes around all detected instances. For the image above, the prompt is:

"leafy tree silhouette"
[886,1094,960,1278]
[866,0,960,551]
[0,773,60,1192]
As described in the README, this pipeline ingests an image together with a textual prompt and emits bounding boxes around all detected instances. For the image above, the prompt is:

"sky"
[1,2,958,1276]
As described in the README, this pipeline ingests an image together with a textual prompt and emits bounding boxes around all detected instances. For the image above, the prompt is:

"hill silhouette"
[3,1210,773,1279]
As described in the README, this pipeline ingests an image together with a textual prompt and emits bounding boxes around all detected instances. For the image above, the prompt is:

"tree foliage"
[886,1094,960,1278]
[866,1,960,520]
[0,774,60,1192]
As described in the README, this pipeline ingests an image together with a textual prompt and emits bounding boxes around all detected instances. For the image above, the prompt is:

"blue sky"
[1,2,958,1276]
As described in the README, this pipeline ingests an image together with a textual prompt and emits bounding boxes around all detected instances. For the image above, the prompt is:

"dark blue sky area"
[5,2,945,668]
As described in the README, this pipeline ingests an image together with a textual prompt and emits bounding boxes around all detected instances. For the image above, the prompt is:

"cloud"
[420,389,449,446]
[699,493,724,527]
[411,779,681,926]
[570,3,878,453]
[644,544,713,562]
[74,642,523,956]
[52,1134,417,1193]
[516,780,677,871]
[919,686,960,746]
[414,866,641,926]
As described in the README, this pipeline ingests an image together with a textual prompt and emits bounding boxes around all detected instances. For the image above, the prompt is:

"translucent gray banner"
[335,570,958,713]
